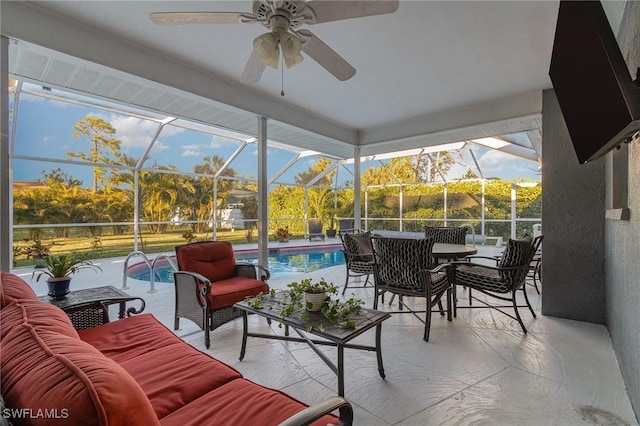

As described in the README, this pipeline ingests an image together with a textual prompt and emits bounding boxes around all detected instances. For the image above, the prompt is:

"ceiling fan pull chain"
[281,54,285,96]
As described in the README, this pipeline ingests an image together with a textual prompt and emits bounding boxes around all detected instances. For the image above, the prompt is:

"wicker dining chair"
[370,236,452,342]
[424,226,468,264]
[450,235,537,333]
[174,241,270,349]
[339,229,374,295]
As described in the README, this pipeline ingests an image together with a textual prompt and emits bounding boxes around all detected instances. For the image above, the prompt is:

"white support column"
[511,184,517,239]
[257,117,268,268]
[212,178,218,240]
[353,147,361,230]
[481,179,486,237]
[0,36,9,271]
[399,185,404,231]
[133,170,139,251]
[443,184,448,226]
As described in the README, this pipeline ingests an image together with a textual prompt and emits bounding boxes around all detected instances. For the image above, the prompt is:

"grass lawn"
[13,227,302,267]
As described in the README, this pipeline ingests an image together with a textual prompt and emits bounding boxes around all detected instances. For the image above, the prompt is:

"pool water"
[128,246,345,282]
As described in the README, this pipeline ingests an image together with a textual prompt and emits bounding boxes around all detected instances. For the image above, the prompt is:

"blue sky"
[11,85,540,186]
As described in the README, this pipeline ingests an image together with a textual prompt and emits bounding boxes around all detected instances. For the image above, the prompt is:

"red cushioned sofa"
[0,271,353,426]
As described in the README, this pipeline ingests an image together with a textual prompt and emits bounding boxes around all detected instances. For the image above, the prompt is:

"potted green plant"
[274,226,292,243]
[325,213,337,238]
[32,253,103,300]
[287,278,337,312]
[244,279,364,331]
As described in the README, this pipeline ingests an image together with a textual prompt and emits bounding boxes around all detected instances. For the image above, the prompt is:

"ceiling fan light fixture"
[280,32,304,68]
[253,32,280,69]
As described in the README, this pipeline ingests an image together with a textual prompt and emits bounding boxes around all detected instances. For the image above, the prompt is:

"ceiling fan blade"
[298,30,356,81]
[304,1,399,24]
[149,12,256,25]
[241,50,267,84]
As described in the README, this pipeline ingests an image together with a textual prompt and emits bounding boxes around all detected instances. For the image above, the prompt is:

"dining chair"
[339,230,374,295]
[450,235,537,333]
[370,236,452,342]
[424,225,468,264]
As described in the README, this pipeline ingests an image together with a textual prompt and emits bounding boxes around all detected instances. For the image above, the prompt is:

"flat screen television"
[549,0,640,164]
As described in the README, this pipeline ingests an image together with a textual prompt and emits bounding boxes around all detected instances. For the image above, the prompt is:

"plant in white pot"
[32,253,102,300]
[287,278,337,312]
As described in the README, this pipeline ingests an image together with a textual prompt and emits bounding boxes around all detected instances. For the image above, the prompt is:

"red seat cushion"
[0,272,38,308]
[208,277,269,309]
[78,314,182,363]
[159,378,338,426]
[79,314,242,419]
[176,241,237,281]
[1,301,159,426]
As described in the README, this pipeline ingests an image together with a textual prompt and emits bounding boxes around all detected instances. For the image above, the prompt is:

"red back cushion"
[1,272,38,308]
[0,301,159,426]
[176,241,237,281]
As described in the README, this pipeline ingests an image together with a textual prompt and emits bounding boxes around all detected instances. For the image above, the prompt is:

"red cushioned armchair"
[174,241,270,349]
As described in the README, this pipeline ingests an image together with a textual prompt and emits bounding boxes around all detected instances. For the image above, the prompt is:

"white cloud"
[181,149,202,157]
[107,115,184,150]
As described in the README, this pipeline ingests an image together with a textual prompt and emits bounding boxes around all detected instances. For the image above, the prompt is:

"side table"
[39,285,145,330]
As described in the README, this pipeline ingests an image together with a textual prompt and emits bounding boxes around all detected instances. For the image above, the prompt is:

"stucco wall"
[606,1,640,418]
[541,88,606,323]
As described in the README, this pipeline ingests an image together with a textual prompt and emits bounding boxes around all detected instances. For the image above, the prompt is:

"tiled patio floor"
[12,239,638,425]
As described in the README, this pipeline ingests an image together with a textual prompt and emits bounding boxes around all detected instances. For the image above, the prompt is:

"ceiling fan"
[150,1,399,84]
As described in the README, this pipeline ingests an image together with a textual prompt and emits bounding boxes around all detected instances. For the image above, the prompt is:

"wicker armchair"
[370,236,452,342]
[339,229,374,295]
[174,241,270,349]
[450,236,537,333]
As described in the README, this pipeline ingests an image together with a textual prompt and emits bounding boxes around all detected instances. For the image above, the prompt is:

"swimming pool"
[127,246,346,282]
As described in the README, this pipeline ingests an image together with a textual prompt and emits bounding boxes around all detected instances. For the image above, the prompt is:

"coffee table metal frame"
[235,295,391,397]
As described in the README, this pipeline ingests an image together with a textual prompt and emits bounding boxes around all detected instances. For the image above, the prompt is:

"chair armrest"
[424,263,451,274]
[466,255,501,262]
[449,261,527,272]
[278,396,353,426]
[61,296,146,330]
[340,249,373,262]
[173,271,212,305]
[236,262,271,281]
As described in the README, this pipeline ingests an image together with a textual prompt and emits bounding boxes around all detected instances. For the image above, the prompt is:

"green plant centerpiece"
[274,226,292,243]
[245,278,364,331]
[32,253,103,300]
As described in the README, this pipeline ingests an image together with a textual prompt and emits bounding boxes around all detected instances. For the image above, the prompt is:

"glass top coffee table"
[235,294,391,397]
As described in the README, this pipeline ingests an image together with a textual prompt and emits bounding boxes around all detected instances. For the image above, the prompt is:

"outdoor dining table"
[431,243,478,260]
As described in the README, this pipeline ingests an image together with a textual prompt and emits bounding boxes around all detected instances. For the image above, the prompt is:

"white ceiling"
[1,1,626,162]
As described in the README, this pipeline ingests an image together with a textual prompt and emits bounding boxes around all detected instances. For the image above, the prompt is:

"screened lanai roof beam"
[467,145,485,179]
[426,153,447,183]
[268,154,302,186]
[8,79,22,157]
[214,141,249,179]
[135,116,177,170]
[338,163,368,190]
[304,160,341,189]
[378,160,402,185]
[19,86,166,123]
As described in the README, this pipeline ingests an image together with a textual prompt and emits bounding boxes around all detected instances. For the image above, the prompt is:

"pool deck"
[9,238,638,425]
